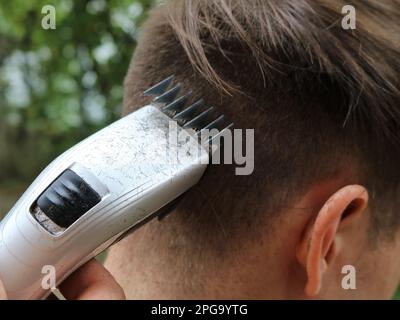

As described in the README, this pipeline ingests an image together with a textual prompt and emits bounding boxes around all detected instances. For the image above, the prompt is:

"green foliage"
[395,289,400,300]
[0,0,154,184]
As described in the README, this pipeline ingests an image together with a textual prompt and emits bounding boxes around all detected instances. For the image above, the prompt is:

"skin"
[0,259,125,300]
[104,181,400,299]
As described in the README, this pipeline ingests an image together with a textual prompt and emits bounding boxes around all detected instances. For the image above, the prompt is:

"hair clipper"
[0,76,231,299]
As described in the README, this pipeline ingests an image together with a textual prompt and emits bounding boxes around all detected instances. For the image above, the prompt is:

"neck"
[105,219,304,299]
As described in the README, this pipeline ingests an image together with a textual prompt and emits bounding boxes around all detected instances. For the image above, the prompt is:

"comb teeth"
[143,75,175,97]
[154,84,181,104]
[183,106,214,130]
[143,76,233,137]
[163,91,192,117]
[173,99,203,122]
[197,115,225,135]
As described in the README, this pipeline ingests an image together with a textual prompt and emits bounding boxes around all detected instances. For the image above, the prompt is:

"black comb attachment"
[173,99,203,126]
[163,91,192,118]
[143,75,174,97]
[143,75,233,139]
[154,84,181,105]
[183,106,214,130]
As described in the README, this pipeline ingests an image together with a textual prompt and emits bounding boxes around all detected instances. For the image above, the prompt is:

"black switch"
[37,169,101,228]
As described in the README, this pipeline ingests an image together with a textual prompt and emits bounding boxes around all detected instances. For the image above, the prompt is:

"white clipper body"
[0,76,231,299]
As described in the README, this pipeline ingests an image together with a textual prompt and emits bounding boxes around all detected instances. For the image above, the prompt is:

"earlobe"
[296,185,368,297]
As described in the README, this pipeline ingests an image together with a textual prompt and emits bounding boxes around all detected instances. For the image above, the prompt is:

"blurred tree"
[0,0,155,186]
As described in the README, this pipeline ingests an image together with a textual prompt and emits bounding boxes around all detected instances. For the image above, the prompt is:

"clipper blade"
[144,75,233,144]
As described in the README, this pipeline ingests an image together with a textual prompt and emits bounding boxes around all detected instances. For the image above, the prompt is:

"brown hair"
[123,0,400,251]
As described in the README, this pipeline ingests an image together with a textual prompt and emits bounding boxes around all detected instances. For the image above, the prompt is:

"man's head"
[106,0,400,299]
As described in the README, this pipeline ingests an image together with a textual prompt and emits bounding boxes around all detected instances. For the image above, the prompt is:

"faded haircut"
[123,0,400,251]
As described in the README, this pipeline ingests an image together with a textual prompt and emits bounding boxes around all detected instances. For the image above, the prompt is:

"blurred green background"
[0,0,154,212]
[0,0,398,300]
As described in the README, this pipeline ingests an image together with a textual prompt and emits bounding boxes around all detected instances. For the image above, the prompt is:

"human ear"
[296,185,368,297]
